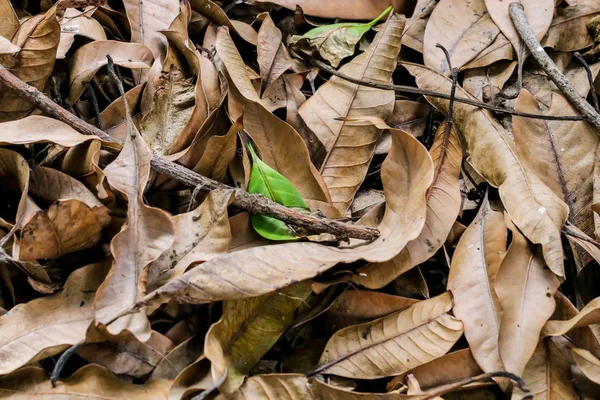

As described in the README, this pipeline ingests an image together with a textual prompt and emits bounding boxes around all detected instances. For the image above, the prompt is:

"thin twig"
[420,371,530,399]
[509,2,600,131]
[563,226,600,248]
[574,52,600,113]
[305,56,585,121]
[85,83,102,129]
[0,64,379,241]
[50,341,84,387]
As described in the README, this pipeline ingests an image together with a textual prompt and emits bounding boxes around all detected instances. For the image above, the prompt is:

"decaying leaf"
[298,14,405,213]
[315,292,463,379]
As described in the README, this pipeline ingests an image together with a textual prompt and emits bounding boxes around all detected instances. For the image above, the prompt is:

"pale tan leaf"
[573,347,600,385]
[448,196,506,374]
[0,0,19,39]
[423,0,499,76]
[298,14,405,213]
[216,27,329,202]
[484,0,553,57]
[543,297,600,337]
[123,0,179,48]
[0,36,19,55]
[257,14,292,89]
[553,291,600,358]
[0,7,59,122]
[192,118,241,181]
[542,0,600,51]
[514,90,598,238]
[513,338,578,400]
[402,62,569,276]
[315,292,463,379]
[0,364,169,399]
[150,336,204,381]
[496,222,560,377]
[461,33,514,70]
[68,40,153,104]
[0,261,109,375]
[94,132,175,341]
[57,8,107,59]
[463,61,517,102]
[353,120,462,289]
[145,189,233,292]
[143,128,433,307]
[205,282,312,392]
[250,0,397,19]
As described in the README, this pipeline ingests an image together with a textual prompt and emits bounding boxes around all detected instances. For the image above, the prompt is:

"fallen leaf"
[123,0,180,50]
[572,347,600,385]
[543,296,600,337]
[94,131,175,341]
[57,8,107,59]
[0,260,109,375]
[448,195,506,374]
[205,282,312,392]
[0,0,19,39]
[0,6,59,122]
[314,292,463,379]
[68,40,154,104]
[257,13,293,88]
[327,290,419,319]
[251,0,399,19]
[463,61,517,102]
[402,62,569,277]
[542,0,600,51]
[496,220,560,377]
[423,0,499,76]
[299,14,405,213]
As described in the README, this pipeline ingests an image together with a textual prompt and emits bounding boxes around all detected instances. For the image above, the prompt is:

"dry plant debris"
[3,0,600,399]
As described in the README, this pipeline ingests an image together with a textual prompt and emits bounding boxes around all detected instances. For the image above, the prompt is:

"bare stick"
[574,52,600,112]
[509,2,600,131]
[306,57,585,122]
[0,64,379,241]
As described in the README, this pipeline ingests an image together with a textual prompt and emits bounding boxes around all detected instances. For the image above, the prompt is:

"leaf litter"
[3,0,600,399]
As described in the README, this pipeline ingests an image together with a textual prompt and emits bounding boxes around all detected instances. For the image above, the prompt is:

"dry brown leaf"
[448,196,506,374]
[142,127,433,307]
[145,189,233,292]
[402,62,569,277]
[205,282,312,392]
[78,330,174,378]
[216,27,329,203]
[257,13,292,90]
[94,132,175,341]
[192,118,241,181]
[542,0,600,51]
[543,296,600,337]
[123,0,179,50]
[0,6,59,122]
[514,90,598,238]
[463,61,517,102]
[354,120,462,289]
[251,0,399,19]
[513,338,578,399]
[298,14,405,213]
[573,347,600,385]
[423,0,499,76]
[496,221,560,377]
[57,8,107,59]
[0,260,109,375]
[553,291,600,358]
[315,292,463,379]
[461,33,514,70]
[149,335,204,381]
[0,0,19,39]
[485,0,553,61]
[328,290,419,320]
[0,364,170,399]
[68,40,154,104]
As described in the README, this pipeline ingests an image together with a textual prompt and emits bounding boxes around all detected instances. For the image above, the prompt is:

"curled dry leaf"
[205,282,312,393]
[0,6,59,122]
[513,338,579,399]
[496,221,560,377]
[94,132,175,341]
[543,296,600,337]
[572,347,600,385]
[68,40,154,104]
[0,364,170,399]
[314,292,463,379]
[448,195,506,374]
[57,8,107,59]
[354,119,462,289]
[0,260,109,375]
[298,14,405,213]
[423,0,499,76]
[142,127,433,307]
[216,27,329,203]
[402,62,569,277]
[123,0,180,50]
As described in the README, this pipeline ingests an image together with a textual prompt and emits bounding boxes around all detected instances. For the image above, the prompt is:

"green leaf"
[289,6,392,67]
[247,143,309,241]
